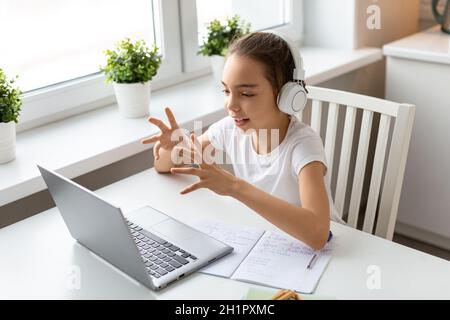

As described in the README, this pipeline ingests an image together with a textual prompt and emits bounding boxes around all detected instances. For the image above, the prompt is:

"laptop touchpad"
[151,219,199,241]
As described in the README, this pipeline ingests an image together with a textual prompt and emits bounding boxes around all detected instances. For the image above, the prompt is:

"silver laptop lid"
[37,165,153,289]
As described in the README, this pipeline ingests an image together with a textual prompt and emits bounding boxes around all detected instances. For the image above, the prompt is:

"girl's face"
[222,53,285,131]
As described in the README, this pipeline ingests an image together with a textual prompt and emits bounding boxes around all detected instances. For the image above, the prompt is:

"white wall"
[303,0,356,49]
[304,0,420,50]
[308,0,420,97]
[355,0,420,47]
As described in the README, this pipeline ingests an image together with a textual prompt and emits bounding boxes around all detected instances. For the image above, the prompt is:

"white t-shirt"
[206,115,342,223]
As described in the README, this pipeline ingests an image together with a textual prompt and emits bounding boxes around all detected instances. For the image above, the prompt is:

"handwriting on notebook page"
[191,220,333,293]
[193,220,264,278]
[195,221,264,248]
[252,231,333,256]
[231,230,333,293]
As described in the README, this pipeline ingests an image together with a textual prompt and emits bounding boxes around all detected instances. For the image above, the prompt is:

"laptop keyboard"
[125,220,197,279]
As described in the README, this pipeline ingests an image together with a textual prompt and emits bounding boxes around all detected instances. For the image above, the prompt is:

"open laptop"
[37,165,233,290]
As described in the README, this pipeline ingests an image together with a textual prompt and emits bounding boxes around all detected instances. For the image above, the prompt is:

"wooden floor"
[393,233,450,261]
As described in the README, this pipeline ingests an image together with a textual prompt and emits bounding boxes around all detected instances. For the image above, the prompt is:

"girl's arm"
[231,161,330,251]
[171,134,331,251]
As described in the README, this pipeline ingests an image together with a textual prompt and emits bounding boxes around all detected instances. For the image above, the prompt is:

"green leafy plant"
[100,38,162,84]
[0,68,22,124]
[198,15,251,57]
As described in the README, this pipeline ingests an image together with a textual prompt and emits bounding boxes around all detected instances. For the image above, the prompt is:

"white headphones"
[263,30,308,115]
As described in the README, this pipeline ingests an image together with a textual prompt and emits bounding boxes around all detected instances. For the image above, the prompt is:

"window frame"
[18,0,182,132]
[179,0,304,73]
[17,0,304,133]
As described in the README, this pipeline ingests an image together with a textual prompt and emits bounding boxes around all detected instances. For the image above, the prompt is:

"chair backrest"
[297,86,415,240]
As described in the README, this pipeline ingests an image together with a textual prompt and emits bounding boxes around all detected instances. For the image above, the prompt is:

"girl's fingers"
[190,133,201,150]
[173,146,192,155]
[190,134,210,168]
[190,134,203,163]
[174,146,202,164]
[174,146,194,163]
[190,133,196,147]
[148,117,170,132]
[154,141,161,160]
[141,134,160,144]
[165,107,179,129]
[170,167,201,176]
[180,181,203,195]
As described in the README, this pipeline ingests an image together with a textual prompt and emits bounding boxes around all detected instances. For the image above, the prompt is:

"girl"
[141,32,340,250]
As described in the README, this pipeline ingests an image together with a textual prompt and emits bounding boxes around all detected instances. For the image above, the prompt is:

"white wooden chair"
[297,86,415,241]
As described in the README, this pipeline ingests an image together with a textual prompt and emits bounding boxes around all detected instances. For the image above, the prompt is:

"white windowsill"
[0,46,382,207]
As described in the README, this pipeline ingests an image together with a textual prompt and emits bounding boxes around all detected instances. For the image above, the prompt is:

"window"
[1,0,164,92]
[196,0,291,45]
[180,0,303,73]
[12,0,181,131]
[7,0,303,131]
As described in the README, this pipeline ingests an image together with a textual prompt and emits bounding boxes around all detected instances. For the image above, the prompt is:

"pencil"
[272,289,298,300]
[277,291,294,300]
[280,290,295,300]
[272,289,288,300]
[307,253,318,269]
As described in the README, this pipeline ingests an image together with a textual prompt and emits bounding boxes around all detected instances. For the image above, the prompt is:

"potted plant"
[100,38,162,118]
[0,68,22,164]
[198,15,250,81]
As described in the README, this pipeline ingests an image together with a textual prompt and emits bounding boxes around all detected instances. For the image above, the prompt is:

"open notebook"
[192,220,333,294]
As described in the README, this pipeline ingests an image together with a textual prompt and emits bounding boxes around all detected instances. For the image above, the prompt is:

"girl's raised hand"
[170,134,240,196]
[141,107,187,160]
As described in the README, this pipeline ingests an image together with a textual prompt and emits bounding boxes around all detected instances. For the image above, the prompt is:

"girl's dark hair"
[227,32,295,96]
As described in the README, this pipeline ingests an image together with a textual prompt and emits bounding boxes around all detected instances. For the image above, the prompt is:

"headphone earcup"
[277,82,308,115]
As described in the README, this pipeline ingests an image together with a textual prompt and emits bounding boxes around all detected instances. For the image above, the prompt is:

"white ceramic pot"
[210,55,226,82]
[113,81,151,118]
[0,121,16,164]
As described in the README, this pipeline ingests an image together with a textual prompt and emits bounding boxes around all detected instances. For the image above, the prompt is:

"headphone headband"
[263,30,305,81]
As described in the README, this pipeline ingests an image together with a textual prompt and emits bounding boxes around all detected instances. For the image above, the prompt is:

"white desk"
[1,168,449,299]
